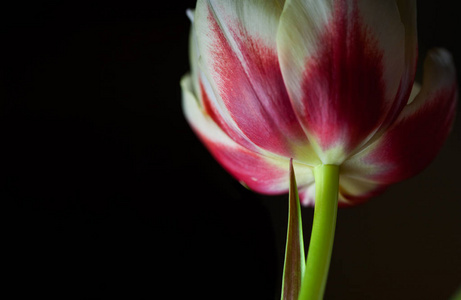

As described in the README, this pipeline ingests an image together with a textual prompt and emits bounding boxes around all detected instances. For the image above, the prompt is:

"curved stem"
[298,164,339,300]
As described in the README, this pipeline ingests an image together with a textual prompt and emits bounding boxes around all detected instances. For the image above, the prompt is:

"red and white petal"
[299,184,316,207]
[186,9,202,102]
[182,74,315,194]
[298,174,386,207]
[277,0,406,164]
[198,72,259,152]
[337,175,388,207]
[189,16,271,155]
[369,1,418,140]
[343,48,457,184]
[194,0,316,163]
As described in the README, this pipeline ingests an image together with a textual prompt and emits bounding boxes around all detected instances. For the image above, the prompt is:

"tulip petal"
[277,0,406,164]
[182,74,315,194]
[343,48,457,184]
[188,11,265,153]
[337,175,388,207]
[298,173,387,207]
[393,0,418,107]
[366,1,418,142]
[299,184,316,207]
[186,9,201,104]
[188,9,238,146]
[194,0,317,163]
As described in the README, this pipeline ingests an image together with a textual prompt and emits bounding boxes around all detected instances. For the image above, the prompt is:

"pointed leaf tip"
[281,159,305,300]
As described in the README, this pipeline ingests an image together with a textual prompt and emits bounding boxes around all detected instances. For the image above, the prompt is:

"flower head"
[182,0,457,206]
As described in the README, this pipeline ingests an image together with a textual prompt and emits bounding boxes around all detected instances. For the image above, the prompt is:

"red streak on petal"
[230,25,306,143]
[301,0,386,152]
[368,86,457,184]
[200,80,221,129]
[199,79,255,151]
[206,9,305,156]
[196,131,288,195]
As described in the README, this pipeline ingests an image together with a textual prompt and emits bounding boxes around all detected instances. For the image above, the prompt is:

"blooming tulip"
[182,1,457,298]
[181,0,457,208]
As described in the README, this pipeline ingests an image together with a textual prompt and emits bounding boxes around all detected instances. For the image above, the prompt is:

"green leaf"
[281,159,305,300]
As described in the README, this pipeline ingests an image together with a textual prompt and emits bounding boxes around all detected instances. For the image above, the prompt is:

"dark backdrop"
[1,1,460,299]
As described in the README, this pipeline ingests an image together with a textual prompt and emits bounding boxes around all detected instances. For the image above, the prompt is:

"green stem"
[298,164,340,300]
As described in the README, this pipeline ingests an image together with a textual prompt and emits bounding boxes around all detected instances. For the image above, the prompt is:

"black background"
[1,1,460,299]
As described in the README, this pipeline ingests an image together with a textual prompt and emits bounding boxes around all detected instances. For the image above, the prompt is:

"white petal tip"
[428,48,454,65]
[186,9,194,22]
[423,48,457,88]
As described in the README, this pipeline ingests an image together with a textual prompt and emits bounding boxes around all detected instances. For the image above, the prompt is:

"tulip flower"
[181,0,457,299]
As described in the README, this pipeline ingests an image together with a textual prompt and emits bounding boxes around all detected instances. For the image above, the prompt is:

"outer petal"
[194,0,318,164]
[299,184,316,206]
[337,175,388,207]
[364,1,418,143]
[343,48,457,184]
[182,74,315,194]
[299,173,387,207]
[187,9,256,152]
[277,0,406,164]
[393,0,418,107]
[186,9,200,100]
